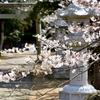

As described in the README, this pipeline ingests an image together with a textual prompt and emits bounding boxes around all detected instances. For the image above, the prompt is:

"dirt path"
[0,51,37,71]
[29,76,67,100]
[0,51,36,100]
[0,51,67,100]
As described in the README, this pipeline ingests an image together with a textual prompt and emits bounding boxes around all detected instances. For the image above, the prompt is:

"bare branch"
[77,38,100,52]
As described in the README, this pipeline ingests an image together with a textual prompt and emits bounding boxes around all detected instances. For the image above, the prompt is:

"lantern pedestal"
[59,67,97,100]
[59,84,96,100]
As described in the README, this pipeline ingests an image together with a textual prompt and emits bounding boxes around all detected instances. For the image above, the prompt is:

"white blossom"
[2,74,10,83]
[22,72,27,77]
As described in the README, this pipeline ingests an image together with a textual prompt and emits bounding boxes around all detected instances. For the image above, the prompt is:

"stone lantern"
[50,18,68,40]
[58,4,97,100]
[50,18,70,79]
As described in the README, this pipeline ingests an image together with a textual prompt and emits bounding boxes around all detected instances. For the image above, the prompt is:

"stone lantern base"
[59,84,97,100]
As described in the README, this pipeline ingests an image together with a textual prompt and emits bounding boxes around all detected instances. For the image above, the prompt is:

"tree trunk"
[36,20,41,59]
[0,20,4,56]
[93,46,100,89]
[93,60,100,90]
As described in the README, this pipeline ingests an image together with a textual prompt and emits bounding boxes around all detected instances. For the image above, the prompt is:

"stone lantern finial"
[50,18,68,28]
[59,4,97,18]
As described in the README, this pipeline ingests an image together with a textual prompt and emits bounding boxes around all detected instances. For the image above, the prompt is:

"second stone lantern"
[50,18,69,79]
[57,4,97,100]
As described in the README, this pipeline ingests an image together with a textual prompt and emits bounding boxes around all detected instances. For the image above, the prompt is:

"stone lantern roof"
[59,4,97,18]
[50,18,68,28]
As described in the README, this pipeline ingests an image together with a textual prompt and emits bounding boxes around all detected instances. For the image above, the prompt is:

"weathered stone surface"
[52,67,70,79]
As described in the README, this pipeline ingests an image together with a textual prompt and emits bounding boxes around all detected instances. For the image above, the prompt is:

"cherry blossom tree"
[0,0,100,98]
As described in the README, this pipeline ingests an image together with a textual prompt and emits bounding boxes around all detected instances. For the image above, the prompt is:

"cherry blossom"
[0,0,99,83]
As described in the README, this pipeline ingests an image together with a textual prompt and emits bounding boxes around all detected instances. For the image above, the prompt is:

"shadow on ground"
[0,74,34,100]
